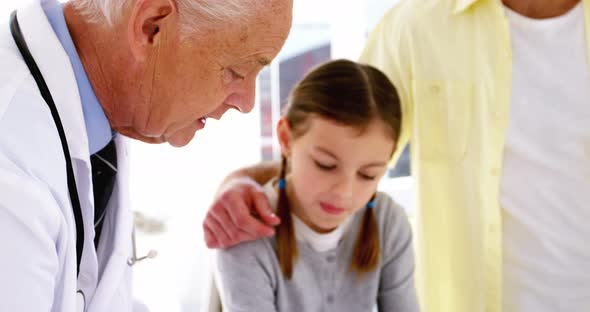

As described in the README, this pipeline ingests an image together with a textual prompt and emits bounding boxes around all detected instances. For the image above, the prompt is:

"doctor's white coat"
[0,1,137,311]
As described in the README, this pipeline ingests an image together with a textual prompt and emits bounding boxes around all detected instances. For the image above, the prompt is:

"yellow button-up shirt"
[361,0,590,311]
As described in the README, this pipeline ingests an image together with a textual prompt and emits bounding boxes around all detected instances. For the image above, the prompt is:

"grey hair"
[72,0,259,34]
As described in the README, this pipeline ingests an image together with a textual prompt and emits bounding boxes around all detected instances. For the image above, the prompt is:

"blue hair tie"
[366,200,375,209]
[278,178,286,190]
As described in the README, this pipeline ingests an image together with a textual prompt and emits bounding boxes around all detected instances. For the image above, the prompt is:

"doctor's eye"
[225,68,245,82]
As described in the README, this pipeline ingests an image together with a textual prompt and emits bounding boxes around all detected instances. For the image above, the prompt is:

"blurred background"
[0,0,410,310]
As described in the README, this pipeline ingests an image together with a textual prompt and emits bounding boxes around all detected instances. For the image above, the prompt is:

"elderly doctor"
[0,0,292,311]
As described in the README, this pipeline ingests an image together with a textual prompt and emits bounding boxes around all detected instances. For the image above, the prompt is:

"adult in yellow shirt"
[359,0,590,311]
[204,1,590,311]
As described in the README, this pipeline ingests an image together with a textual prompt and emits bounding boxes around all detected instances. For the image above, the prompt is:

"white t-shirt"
[501,3,590,311]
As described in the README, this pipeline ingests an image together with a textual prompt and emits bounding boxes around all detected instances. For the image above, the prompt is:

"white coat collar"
[17,0,90,163]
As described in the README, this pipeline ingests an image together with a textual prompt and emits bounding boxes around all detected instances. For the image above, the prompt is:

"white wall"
[129,109,262,311]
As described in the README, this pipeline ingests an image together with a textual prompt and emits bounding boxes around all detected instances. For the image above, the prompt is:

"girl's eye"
[314,160,336,171]
[358,173,377,181]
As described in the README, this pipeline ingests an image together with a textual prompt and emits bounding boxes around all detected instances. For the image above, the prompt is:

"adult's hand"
[203,177,280,249]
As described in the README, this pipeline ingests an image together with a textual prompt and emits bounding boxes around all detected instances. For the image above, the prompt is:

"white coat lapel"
[18,0,99,300]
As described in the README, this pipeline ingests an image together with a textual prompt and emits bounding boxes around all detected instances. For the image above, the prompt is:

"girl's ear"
[277,118,293,158]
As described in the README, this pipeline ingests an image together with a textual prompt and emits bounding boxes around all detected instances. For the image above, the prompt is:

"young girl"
[214,60,419,312]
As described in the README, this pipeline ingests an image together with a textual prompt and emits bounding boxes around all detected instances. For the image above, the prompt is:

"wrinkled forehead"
[250,0,293,36]
[221,5,292,59]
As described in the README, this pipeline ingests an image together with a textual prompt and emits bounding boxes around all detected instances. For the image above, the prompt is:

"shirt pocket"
[412,80,474,164]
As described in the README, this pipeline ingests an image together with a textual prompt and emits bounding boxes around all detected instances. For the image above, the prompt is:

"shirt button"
[430,84,441,94]
[327,294,334,303]
[326,255,335,263]
[490,168,500,177]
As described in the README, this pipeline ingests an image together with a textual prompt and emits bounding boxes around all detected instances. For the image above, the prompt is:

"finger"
[205,212,233,248]
[235,228,258,243]
[214,205,249,245]
[203,224,220,249]
[226,194,275,238]
[205,216,257,248]
[250,190,280,226]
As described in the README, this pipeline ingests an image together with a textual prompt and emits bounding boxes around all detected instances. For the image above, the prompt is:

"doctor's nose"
[208,85,256,120]
[231,77,257,114]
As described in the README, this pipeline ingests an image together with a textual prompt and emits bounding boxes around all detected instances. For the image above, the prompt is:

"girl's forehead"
[302,118,389,141]
[299,118,395,161]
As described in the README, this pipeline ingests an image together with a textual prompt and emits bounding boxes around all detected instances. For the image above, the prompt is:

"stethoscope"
[128,228,159,266]
[128,211,165,265]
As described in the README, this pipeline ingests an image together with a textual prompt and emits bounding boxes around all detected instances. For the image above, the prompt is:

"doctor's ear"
[277,118,293,158]
[127,0,176,61]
